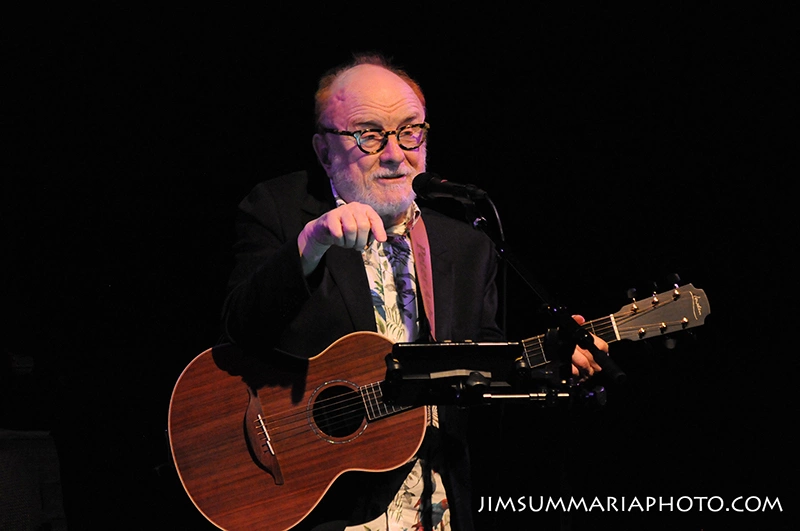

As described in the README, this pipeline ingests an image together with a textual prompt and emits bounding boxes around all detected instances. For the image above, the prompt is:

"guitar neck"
[519,283,710,367]
[520,315,617,368]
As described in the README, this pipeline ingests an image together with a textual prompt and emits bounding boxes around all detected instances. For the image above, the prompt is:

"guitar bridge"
[245,387,284,485]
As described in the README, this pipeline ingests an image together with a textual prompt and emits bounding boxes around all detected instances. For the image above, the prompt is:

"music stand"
[383,340,579,408]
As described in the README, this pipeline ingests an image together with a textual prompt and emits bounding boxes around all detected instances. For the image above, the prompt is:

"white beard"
[329,164,423,222]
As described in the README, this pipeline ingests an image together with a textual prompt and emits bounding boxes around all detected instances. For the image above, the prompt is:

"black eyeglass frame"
[320,122,430,154]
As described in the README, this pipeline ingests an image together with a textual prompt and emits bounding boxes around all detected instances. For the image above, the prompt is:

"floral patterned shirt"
[332,184,450,531]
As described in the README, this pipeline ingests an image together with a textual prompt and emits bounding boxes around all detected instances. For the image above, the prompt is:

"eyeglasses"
[321,122,429,154]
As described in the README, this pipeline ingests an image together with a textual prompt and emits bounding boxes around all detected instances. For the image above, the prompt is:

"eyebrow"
[352,115,422,130]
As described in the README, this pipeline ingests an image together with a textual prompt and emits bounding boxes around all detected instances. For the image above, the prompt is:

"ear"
[312,133,332,171]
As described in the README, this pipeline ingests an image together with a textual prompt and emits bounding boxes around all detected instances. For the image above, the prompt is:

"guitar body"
[168,332,427,531]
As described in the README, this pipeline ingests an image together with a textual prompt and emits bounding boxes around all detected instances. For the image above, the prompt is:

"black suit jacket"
[221,170,502,531]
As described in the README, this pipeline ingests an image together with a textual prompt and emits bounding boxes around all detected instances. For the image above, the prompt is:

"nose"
[379,133,405,165]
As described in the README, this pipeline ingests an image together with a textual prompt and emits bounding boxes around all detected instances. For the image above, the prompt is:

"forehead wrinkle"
[346,102,423,128]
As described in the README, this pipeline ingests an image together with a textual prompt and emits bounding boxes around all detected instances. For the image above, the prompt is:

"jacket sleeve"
[220,177,318,353]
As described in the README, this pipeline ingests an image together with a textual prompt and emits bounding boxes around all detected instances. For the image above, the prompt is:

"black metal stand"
[395,187,626,408]
[383,341,607,409]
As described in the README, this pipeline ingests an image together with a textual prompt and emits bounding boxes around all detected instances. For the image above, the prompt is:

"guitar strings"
[262,385,394,445]
[518,296,687,355]
[262,382,396,430]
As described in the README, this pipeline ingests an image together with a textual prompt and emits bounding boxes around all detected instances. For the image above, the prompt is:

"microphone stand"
[455,191,627,385]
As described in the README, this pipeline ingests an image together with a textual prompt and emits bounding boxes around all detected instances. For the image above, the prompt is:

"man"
[221,54,605,531]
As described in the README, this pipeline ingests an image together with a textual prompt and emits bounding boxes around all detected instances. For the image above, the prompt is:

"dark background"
[4,4,794,530]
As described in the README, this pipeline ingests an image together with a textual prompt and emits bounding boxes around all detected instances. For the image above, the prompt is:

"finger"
[571,314,607,372]
[348,205,385,249]
[591,336,608,371]
[572,350,595,377]
[577,343,604,373]
[584,334,607,372]
[364,206,387,243]
[319,211,347,247]
[306,212,342,247]
[338,209,364,248]
[333,204,386,249]
[353,213,374,249]
[571,361,591,383]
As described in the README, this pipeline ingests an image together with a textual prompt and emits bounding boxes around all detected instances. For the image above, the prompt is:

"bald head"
[319,64,425,130]
[314,55,426,128]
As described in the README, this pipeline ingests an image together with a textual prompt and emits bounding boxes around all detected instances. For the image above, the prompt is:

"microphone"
[412,172,488,202]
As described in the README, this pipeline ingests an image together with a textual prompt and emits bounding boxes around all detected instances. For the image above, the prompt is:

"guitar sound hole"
[312,385,365,438]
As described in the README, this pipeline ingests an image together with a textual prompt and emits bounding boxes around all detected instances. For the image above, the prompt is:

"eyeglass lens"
[358,125,426,152]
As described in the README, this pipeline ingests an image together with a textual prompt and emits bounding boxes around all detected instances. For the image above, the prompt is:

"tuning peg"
[668,273,682,299]
[626,288,639,313]
[650,282,660,306]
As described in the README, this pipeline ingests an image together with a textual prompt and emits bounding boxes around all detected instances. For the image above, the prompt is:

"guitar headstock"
[611,283,710,342]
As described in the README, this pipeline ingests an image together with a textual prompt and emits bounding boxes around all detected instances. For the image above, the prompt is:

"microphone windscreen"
[412,172,439,196]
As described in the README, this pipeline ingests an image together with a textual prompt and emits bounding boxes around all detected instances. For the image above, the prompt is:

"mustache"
[369,167,424,180]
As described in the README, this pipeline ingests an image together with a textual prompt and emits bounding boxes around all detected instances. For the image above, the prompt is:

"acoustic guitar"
[168,283,710,530]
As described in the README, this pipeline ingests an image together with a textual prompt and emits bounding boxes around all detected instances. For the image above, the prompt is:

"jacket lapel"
[424,215,454,341]
[325,247,377,333]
